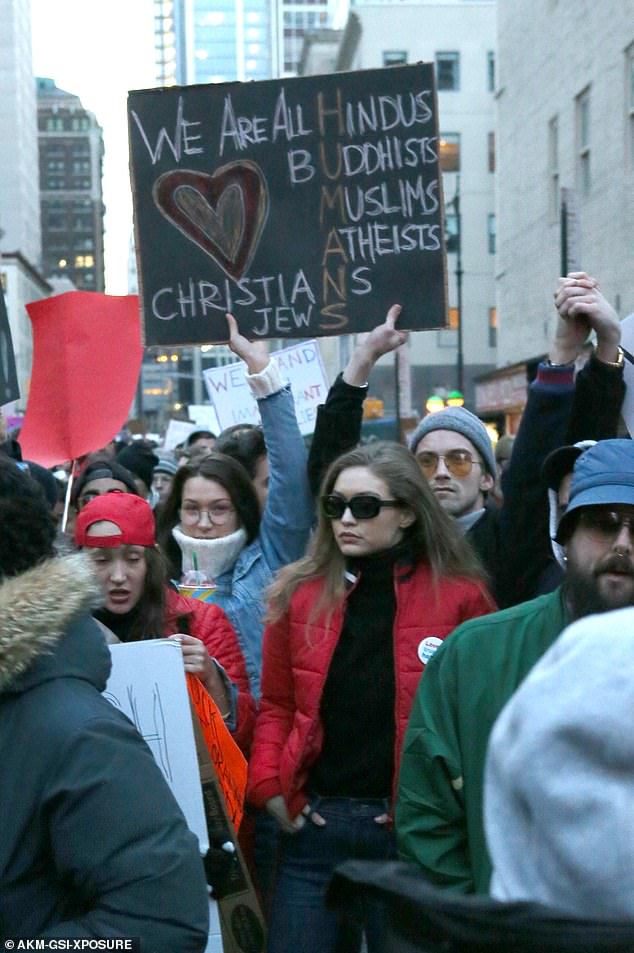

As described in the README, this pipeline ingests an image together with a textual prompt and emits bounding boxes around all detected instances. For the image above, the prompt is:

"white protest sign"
[203,340,329,436]
[163,418,197,451]
[188,403,221,434]
[619,313,634,437]
[104,640,209,853]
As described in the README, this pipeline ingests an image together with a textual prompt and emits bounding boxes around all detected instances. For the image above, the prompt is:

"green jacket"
[396,587,568,894]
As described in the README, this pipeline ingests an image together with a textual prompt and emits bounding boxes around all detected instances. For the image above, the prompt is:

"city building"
[36,77,105,293]
[0,0,49,406]
[485,0,634,426]
[300,0,498,415]
[153,0,274,86]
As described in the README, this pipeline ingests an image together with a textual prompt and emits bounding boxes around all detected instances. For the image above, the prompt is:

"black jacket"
[0,553,209,949]
[327,860,634,953]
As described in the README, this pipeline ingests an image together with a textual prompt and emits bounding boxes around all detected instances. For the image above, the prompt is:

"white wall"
[0,0,41,267]
[496,0,634,366]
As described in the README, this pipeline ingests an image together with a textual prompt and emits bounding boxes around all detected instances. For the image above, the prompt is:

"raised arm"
[225,313,313,570]
[307,304,407,496]
[555,273,625,443]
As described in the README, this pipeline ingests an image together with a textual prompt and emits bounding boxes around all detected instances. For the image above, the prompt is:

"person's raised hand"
[225,312,269,375]
[554,273,620,363]
[343,304,407,387]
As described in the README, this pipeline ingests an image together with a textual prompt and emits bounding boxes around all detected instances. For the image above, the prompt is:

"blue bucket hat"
[556,439,634,542]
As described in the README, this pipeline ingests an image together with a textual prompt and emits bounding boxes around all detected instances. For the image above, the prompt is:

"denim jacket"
[212,383,313,697]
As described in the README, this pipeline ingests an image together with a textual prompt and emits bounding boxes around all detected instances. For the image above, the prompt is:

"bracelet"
[598,346,624,368]
[220,708,231,720]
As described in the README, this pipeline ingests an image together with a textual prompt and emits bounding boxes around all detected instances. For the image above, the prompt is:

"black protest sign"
[128,64,447,346]
[0,288,19,404]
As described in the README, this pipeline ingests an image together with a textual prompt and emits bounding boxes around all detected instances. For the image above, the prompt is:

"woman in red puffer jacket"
[248,442,495,953]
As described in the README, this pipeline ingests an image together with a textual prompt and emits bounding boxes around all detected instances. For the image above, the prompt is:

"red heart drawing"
[153,160,269,280]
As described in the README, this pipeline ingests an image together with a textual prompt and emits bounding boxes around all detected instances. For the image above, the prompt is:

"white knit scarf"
[171,524,248,582]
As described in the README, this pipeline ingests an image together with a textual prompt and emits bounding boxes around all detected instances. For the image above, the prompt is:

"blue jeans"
[267,796,397,953]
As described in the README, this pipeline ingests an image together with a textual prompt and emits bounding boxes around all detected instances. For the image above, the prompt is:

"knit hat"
[556,439,634,542]
[75,493,156,548]
[486,606,634,917]
[153,456,178,477]
[72,459,139,506]
[408,407,496,477]
[116,444,159,492]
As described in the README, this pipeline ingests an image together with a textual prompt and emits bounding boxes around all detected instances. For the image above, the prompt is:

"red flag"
[20,292,143,467]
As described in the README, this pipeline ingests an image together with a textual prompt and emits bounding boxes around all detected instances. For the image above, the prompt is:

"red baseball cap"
[75,493,156,548]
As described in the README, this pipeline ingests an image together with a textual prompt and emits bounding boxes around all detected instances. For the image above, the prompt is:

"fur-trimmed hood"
[0,552,108,695]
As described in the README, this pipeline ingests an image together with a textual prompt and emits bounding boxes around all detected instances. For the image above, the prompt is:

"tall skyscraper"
[0,0,49,406]
[37,78,105,292]
[154,0,274,85]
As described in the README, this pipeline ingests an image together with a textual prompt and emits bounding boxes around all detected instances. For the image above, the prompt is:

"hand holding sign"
[225,312,269,374]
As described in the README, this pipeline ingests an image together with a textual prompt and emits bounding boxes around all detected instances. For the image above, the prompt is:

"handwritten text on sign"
[203,339,329,436]
[128,64,447,346]
[105,641,209,853]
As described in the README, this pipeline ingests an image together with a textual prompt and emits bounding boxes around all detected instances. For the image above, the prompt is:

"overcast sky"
[30,0,156,293]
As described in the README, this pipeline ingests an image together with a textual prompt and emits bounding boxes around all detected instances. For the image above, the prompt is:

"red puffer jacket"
[164,587,255,755]
[248,563,495,818]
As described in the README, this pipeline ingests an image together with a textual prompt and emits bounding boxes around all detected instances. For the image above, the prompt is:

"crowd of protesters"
[2,272,634,951]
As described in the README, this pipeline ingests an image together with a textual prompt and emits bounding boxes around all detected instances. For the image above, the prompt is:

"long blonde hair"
[266,441,485,623]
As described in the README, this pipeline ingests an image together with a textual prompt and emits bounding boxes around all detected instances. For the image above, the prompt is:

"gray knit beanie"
[408,407,496,477]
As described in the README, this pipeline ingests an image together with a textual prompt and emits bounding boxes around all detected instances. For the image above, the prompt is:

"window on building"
[487,51,495,92]
[627,42,634,168]
[383,51,407,66]
[488,132,495,172]
[75,255,95,268]
[435,52,460,91]
[445,213,458,253]
[576,87,591,196]
[487,214,496,254]
[489,307,497,347]
[548,115,559,222]
[47,212,65,230]
[46,176,65,190]
[439,133,460,172]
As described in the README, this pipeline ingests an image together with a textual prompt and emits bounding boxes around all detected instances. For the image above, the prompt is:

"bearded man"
[396,439,634,895]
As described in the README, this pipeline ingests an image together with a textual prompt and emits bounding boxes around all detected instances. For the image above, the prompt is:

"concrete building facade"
[0,0,49,407]
[301,0,498,415]
[37,78,105,293]
[495,0,634,369]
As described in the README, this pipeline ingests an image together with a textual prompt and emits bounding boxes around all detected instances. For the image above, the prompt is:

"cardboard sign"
[186,674,247,832]
[0,289,19,404]
[128,63,447,346]
[188,403,221,434]
[163,418,198,451]
[190,715,266,953]
[204,339,329,435]
[19,292,143,467]
[104,640,209,853]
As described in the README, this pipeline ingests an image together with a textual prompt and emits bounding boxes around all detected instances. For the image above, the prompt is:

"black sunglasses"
[321,494,402,520]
